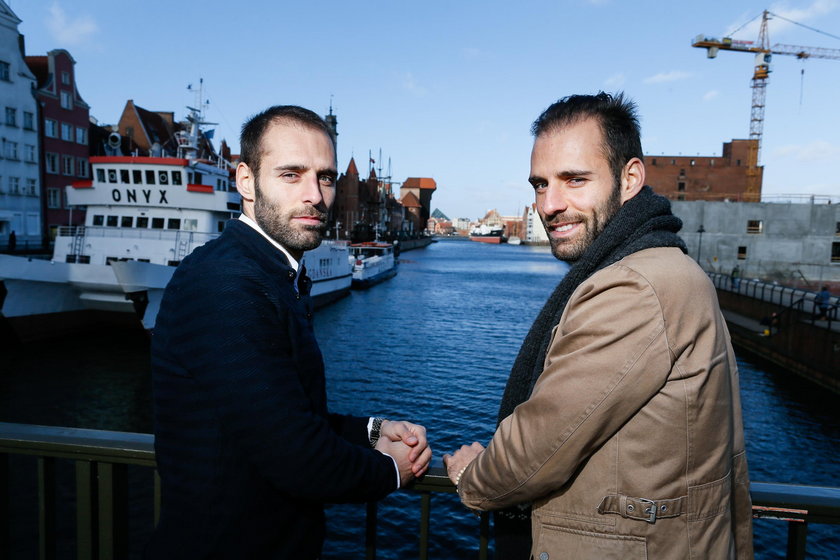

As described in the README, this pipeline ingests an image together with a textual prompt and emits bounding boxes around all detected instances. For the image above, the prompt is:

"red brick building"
[645,139,762,202]
[400,177,436,229]
[26,49,90,239]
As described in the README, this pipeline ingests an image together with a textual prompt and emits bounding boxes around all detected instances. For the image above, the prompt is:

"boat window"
[136,217,149,228]
[159,171,169,185]
[194,171,203,184]
[137,258,150,263]
[120,169,129,184]
[108,169,118,183]
[96,169,105,183]
[218,221,225,232]
[121,216,133,228]
[183,219,198,231]
[167,260,180,267]
[106,216,118,227]
[106,257,119,266]
[133,170,142,184]
[145,170,156,185]
[78,255,90,264]
[151,218,165,229]
[172,171,182,185]
[167,218,181,230]
[92,215,104,226]
[737,246,747,260]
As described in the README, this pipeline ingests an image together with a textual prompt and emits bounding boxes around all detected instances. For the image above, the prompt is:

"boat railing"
[55,226,220,246]
[2,421,839,560]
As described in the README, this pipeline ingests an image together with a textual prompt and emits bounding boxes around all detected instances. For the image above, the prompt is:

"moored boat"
[349,242,397,289]
[469,224,505,244]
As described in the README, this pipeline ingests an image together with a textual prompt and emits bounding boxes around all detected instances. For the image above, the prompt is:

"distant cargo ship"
[469,224,505,244]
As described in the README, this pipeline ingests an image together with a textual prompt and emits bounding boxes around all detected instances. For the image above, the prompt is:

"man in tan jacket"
[443,93,753,559]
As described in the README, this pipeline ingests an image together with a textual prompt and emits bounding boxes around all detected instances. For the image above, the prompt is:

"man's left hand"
[381,420,431,477]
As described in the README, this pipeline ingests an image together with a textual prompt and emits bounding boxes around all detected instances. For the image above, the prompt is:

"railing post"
[786,520,808,560]
[38,457,57,560]
[1,454,8,557]
[365,501,377,560]
[76,461,97,560]
[419,492,431,560]
[97,462,129,560]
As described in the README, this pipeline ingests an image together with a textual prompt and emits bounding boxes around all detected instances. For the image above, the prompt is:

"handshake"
[373,419,484,488]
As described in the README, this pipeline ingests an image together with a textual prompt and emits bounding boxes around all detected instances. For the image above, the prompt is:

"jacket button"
[539,553,549,560]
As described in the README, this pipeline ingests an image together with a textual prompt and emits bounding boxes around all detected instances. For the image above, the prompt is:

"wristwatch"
[370,417,385,447]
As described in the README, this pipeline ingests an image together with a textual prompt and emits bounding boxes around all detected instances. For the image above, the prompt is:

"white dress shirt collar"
[238,214,301,272]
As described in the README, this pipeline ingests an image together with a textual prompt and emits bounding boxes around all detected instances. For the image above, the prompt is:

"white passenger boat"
[349,242,397,289]
[0,108,351,340]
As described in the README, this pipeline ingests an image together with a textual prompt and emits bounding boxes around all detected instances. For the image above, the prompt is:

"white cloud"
[643,71,692,84]
[46,2,98,46]
[401,72,428,97]
[772,140,840,162]
[604,73,625,88]
[703,90,720,101]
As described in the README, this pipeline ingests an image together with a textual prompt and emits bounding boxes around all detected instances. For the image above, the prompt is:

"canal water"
[1,239,838,559]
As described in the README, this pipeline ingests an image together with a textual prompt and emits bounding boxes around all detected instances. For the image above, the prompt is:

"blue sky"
[10,0,840,219]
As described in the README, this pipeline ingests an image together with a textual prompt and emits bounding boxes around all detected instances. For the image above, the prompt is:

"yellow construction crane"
[692,10,840,197]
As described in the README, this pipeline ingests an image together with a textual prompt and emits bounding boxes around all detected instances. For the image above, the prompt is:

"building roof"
[403,177,437,190]
[346,157,359,176]
[25,56,49,88]
[400,191,422,208]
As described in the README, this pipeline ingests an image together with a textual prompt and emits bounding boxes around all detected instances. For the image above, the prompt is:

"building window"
[677,181,686,192]
[690,159,696,166]
[747,220,763,234]
[45,153,59,174]
[23,111,34,130]
[61,71,70,85]
[48,188,61,209]
[4,141,18,160]
[61,122,73,141]
[677,195,685,201]
[736,159,741,166]
[45,119,58,138]
[670,159,675,165]
[737,246,747,260]
[9,176,19,195]
[710,160,715,167]
[60,91,73,110]
[679,168,685,176]
[0,61,9,81]
[76,127,87,144]
[833,242,840,264]
[77,158,89,178]
[835,222,839,236]
[5,107,16,126]
[26,178,36,196]
[24,144,35,162]
[63,155,75,176]
[651,158,657,166]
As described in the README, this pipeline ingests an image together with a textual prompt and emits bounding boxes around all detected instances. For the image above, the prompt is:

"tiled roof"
[403,177,437,190]
[24,56,49,88]
[400,191,422,208]
[346,157,359,175]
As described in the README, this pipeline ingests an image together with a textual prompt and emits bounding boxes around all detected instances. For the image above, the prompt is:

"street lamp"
[697,225,706,264]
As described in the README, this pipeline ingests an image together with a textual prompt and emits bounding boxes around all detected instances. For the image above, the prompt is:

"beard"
[253,179,328,254]
[542,184,622,262]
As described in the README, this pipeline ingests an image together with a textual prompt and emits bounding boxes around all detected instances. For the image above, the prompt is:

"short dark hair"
[531,92,643,185]
[239,105,335,176]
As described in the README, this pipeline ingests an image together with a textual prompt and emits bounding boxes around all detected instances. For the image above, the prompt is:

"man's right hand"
[375,437,418,487]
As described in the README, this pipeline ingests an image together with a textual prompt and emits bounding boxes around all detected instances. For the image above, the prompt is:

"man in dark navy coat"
[147,106,431,559]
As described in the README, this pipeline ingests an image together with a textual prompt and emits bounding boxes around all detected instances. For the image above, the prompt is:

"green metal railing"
[2,422,839,559]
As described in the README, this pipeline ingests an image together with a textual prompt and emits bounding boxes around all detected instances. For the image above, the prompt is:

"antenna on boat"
[178,78,218,161]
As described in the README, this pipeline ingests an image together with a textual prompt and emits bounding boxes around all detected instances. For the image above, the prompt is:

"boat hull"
[469,236,502,244]
[351,267,397,289]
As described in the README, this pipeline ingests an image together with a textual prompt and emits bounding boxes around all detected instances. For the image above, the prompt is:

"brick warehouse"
[644,139,762,202]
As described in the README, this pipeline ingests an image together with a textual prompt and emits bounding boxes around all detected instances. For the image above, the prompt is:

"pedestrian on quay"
[814,285,832,321]
[731,263,741,290]
[7,230,16,253]
[147,105,431,559]
[443,92,753,559]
